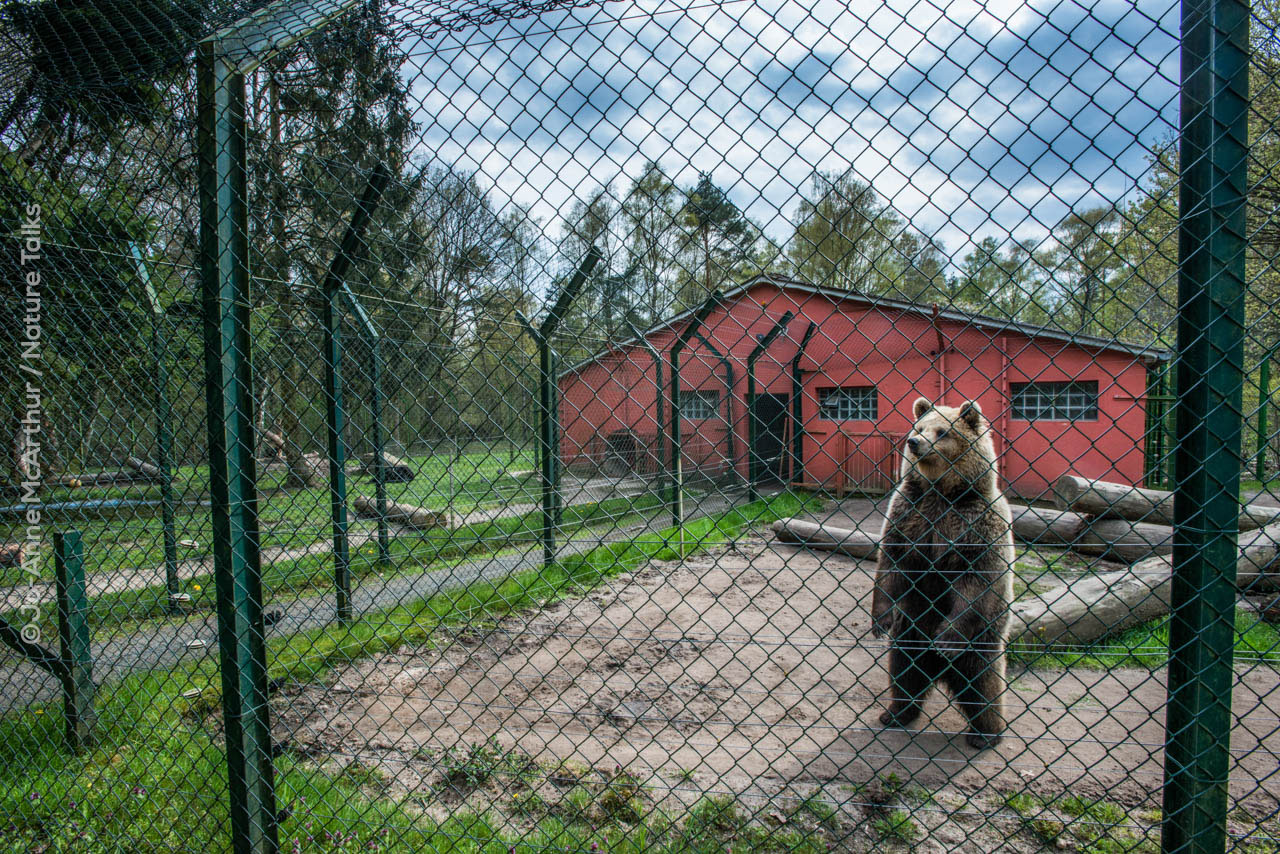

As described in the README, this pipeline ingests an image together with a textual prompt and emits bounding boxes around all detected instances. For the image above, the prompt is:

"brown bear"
[870,397,1014,749]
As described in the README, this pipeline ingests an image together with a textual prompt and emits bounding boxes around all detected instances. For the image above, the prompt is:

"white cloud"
[397,0,1179,262]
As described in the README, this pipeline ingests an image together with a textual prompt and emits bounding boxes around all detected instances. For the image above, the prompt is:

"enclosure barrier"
[0,0,1274,849]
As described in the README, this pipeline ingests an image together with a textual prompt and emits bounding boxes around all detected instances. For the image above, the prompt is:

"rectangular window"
[818,386,878,421]
[680,389,720,420]
[1011,381,1099,421]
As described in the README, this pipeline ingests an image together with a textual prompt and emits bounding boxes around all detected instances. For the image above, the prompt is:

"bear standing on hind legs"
[871,397,1014,750]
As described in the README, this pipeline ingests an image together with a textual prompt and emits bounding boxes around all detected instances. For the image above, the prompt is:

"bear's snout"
[906,436,924,456]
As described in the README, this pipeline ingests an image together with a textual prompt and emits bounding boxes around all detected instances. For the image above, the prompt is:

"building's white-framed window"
[1011,380,1099,421]
[680,389,720,420]
[818,386,878,421]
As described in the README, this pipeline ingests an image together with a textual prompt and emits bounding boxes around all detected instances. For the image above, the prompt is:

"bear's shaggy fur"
[871,397,1014,749]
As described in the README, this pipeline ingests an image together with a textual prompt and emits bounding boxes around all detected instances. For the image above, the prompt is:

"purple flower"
[28,792,38,802]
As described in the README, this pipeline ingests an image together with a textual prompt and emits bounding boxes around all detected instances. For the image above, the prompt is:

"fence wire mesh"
[1,0,1278,850]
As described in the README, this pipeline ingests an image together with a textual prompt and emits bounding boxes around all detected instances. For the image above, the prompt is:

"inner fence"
[0,0,1275,851]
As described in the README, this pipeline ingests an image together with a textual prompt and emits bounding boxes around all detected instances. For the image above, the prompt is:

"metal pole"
[693,330,736,484]
[197,43,278,854]
[745,312,794,501]
[341,286,389,565]
[516,246,602,567]
[320,166,389,624]
[1162,0,1248,849]
[54,530,94,753]
[132,245,181,607]
[1258,355,1271,483]
[629,322,665,493]
[790,322,816,484]
[369,334,390,564]
[669,292,724,528]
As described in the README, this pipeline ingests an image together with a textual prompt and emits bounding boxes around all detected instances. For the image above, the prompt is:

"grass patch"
[871,808,920,843]
[0,492,810,853]
[1004,790,1158,853]
[1012,608,1280,669]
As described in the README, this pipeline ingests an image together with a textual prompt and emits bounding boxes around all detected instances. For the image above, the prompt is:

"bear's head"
[902,397,998,491]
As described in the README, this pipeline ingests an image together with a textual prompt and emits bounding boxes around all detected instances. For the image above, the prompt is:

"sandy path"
[283,539,1280,816]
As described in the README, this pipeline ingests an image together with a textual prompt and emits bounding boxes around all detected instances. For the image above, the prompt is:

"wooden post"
[54,531,95,753]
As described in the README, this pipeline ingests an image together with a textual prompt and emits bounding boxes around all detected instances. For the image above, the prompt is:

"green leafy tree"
[677,173,758,306]
[788,169,902,295]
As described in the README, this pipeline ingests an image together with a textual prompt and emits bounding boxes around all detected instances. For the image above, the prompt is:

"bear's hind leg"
[945,654,1006,750]
[880,635,941,729]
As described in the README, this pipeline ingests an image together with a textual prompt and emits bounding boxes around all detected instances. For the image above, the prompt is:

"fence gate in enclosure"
[1,0,1278,851]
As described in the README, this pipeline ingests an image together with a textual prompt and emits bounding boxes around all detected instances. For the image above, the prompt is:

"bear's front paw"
[933,627,970,660]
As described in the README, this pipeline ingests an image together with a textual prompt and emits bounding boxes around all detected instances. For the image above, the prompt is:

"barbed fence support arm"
[517,245,602,568]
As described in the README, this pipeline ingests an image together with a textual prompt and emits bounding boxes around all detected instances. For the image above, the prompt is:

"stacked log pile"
[769,474,1280,646]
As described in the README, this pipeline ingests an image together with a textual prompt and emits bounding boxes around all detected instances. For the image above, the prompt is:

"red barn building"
[558,276,1169,499]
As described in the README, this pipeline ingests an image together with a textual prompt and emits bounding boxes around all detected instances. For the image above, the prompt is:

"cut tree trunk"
[1010,505,1172,562]
[352,495,454,530]
[1009,522,1280,647]
[359,452,415,484]
[0,543,23,567]
[769,518,879,558]
[1054,475,1280,532]
[1007,560,1172,647]
[124,456,164,481]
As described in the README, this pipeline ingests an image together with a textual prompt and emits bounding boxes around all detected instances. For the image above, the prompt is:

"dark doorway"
[749,393,789,484]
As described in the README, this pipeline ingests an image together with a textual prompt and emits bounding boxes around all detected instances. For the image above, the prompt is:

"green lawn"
[1013,609,1280,670]
[0,493,813,853]
[0,447,540,586]
[3,489,669,642]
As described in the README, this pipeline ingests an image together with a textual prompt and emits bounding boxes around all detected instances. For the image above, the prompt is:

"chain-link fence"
[1,0,1278,850]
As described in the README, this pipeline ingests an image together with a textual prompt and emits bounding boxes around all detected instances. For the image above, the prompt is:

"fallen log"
[125,456,165,481]
[1054,475,1280,532]
[1009,522,1280,647]
[352,495,454,530]
[769,518,879,558]
[358,452,415,484]
[1010,505,1172,562]
[52,471,151,487]
[1008,561,1172,648]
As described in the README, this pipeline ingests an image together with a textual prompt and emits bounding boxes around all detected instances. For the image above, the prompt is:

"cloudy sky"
[399,0,1180,261]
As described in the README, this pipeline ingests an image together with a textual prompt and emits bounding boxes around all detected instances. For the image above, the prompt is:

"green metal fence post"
[628,322,665,492]
[692,330,736,482]
[132,245,180,607]
[1258,354,1271,483]
[745,312,794,500]
[669,292,724,527]
[790,322,816,484]
[53,530,94,753]
[516,246,601,567]
[197,42,279,854]
[321,165,390,623]
[344,287,390,565]
[1162,0,1249,849]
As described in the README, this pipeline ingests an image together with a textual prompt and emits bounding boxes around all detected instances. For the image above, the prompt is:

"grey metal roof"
[558,274,1173,377]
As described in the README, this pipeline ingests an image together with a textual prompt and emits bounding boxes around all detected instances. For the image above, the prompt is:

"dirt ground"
[273,526,1280,850]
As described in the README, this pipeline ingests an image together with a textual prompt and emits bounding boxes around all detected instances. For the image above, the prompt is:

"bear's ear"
[912,397,932,419]
[960,399,983,428]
